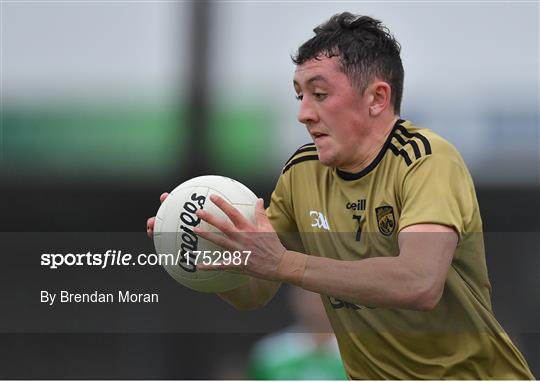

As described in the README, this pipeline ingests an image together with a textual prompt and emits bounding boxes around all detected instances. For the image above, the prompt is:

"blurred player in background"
[148,12,534,379]
[248,286,346,380]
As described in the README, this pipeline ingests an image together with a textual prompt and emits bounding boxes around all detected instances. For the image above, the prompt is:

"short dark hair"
[292,12,404,115]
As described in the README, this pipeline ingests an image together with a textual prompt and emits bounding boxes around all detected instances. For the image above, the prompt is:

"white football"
[153,175,256,293]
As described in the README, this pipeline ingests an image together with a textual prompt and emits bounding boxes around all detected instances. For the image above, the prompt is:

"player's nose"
[297,98,318,125]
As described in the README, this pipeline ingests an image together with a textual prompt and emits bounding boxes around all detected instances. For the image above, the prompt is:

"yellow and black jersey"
[267,119,534,379]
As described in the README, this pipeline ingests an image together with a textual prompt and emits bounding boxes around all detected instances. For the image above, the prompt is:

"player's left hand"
[193,194,286,281]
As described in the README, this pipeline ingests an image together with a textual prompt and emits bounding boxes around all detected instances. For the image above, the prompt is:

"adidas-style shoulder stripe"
[389,124,432,166]
[282,143,318,174]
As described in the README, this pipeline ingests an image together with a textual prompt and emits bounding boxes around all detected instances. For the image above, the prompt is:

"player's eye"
[295,94,303,101]
[313,92,327,101]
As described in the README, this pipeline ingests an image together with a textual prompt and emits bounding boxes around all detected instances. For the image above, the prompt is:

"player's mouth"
[311,132,329,144]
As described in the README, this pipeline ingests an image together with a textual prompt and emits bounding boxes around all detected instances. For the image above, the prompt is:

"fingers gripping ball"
[153,175,256,293]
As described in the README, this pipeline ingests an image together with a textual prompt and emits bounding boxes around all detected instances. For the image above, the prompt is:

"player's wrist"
[275,249,307,286]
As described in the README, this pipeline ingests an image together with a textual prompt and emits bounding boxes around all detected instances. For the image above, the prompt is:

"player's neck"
[339,116,399,174]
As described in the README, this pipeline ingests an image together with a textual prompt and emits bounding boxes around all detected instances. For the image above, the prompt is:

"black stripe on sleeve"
[389,143,412,166]
[392,132,421,160]
[284,143,317,166]
[282,154,319,174]
[396,125,432,155]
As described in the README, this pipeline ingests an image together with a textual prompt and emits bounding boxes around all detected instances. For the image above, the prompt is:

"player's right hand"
[146,192,169,238]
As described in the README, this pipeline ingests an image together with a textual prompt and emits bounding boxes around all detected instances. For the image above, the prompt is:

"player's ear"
[368,81,391,117]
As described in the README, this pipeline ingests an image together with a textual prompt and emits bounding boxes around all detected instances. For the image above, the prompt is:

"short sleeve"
[267,172,304,252]
[398,153,476,242]
[267,172,296,233]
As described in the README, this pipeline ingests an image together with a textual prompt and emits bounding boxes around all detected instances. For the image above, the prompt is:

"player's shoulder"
[390,120,462,167]
[281,142,319,174]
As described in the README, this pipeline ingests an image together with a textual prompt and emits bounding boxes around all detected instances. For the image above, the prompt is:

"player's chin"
[314,139,338,161]
[317,150,339,168]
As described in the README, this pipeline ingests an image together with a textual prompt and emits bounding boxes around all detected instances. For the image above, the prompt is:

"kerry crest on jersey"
[375,206,395,236]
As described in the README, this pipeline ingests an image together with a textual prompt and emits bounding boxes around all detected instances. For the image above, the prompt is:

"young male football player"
[148,12,534,379]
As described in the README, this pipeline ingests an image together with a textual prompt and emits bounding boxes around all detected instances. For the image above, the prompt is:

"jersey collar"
[336,119,405,181]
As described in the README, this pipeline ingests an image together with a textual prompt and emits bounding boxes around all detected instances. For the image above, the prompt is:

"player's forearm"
[217,277,280,311]
[280,251,440,311]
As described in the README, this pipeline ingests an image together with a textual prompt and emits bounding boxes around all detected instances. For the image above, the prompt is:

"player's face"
[293,56,372,170]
